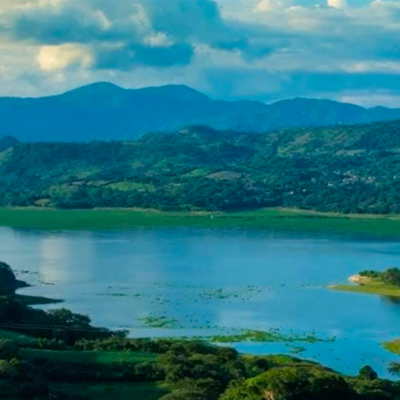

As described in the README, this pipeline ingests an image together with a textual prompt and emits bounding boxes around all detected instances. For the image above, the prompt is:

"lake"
[2,226,400,378]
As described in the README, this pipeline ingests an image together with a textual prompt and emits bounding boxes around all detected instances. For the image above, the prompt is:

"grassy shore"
[10,294,63,305]
[330,279,400,297]
[205,329,334,344]
[1,207,400,235]
[383,339,400,356]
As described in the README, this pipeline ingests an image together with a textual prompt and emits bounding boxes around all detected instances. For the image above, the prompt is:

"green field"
[51,382,168,400]
[0,329,36,343]
[20,349,158,364]
[1,207,400,236]
[330,280,400,297]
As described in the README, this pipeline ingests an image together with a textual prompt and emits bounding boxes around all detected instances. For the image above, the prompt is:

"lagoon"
[2,226,400,377]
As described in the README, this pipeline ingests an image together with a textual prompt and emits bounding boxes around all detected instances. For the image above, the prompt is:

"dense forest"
[2,119,400,214]
[0,262,399,400]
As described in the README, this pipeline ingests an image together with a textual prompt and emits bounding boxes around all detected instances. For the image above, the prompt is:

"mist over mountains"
[2,82,400,142]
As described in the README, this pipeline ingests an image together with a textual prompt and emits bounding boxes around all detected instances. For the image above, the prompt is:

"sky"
[1,0,400,106]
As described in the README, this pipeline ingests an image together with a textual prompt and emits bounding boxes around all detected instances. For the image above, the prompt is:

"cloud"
[0,0,247,70]
[93,42,194,70]
[37,44,92,71]
[0,0,400,106]
[327,0,348,9]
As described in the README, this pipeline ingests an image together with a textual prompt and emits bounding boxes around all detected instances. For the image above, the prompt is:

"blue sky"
[1,0,400,106]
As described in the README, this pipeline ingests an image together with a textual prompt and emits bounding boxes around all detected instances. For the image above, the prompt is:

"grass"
[330,279,400,297]
[0,329,36,343]
[383,339,400,355]
[0,207,400,236]
[51,382,168,400]
[20,349,158,364]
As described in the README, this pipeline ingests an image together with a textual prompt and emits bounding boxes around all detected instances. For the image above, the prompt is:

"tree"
[250,367,309,400]
[388,362,400,377]
[358,365,378,381]
[219,379,260,400]
[0,262,18,295]
[309,371,356,400]
[382,268,400,286]
[160,378,222,400]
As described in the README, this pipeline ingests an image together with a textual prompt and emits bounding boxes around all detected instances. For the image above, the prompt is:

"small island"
[330,267,400,297]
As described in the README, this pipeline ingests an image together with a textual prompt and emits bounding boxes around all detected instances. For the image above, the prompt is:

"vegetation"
[382,339,400,356]
[20,349,157,364]
[51,382,169,400]
[331,268,400,297]
[205,330,333,344]
[3,208,400,236]
[0,265,399,400]
[139,316,181,329]
[0,333,397,400]
[0,262,29,295]
[4,120,400,215]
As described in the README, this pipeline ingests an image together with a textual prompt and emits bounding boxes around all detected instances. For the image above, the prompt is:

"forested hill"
[3,82,400,141]
[1,120,400,214]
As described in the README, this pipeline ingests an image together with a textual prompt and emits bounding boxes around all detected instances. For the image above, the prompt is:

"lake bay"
[3,227,400,378]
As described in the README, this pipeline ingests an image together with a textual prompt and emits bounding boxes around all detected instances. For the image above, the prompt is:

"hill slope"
[2,83,400,141]
[1,120,400,214]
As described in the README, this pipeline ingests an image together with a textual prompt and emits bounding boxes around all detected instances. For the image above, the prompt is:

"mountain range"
[2,82,400,142]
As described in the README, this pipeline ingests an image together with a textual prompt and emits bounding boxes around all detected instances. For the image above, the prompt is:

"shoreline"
[0,207,400,236]
[330,274,400,298]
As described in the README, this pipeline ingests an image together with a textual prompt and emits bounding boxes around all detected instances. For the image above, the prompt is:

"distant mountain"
[2,82,400,142]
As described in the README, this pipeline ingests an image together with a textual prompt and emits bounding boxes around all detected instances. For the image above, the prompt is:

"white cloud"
[143,33,174,48]
[327,0,348,9]
[255,0,290,12]
[37,44,92,71]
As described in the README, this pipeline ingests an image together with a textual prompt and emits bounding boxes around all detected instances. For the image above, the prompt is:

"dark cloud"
[94,42,194,70]
[141,0,248,50]
[9,3,103,44]
[3,0,249,70]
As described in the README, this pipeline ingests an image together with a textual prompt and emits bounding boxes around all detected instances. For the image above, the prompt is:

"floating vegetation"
[198,285,264,302]
[139,315,182,329]
[203,329,335,344]
[97,293,128,297]
[289,346,307,354]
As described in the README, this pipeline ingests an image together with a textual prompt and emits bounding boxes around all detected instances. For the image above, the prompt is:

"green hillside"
[1,120,400,214]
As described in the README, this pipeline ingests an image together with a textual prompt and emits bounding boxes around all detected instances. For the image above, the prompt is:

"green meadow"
[1,207,400,236]
[20,349,158,364]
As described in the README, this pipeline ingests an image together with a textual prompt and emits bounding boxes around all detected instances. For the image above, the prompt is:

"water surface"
[2,227,400,377]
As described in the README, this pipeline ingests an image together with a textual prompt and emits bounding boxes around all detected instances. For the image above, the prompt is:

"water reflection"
[380,296,400,306]
[39,234,96,284]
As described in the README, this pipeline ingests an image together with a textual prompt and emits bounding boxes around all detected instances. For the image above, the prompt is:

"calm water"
[2,227,400,377]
